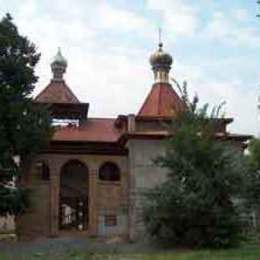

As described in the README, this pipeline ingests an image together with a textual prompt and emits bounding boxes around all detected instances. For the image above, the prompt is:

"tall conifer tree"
[0,14,52,216]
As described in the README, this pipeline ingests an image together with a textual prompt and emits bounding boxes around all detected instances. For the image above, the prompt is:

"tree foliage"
[0,14,52,216]
[248,138,260,170]
[143,81,249,248]
[245,138,260,208]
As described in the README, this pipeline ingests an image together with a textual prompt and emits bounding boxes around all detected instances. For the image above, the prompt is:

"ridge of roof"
[35,80,80,104]
[138,82,184,117]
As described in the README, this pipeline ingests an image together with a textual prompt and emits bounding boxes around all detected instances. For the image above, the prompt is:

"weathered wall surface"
[127,139,168,240]
[0,216,15,232]
[17,153,129,240]
[97,176,128,237]
[97,207,128,237]
[135,121,169,132]
[16,161,51,240]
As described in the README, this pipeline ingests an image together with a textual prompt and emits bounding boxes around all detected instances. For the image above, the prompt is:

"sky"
[1,0,260,135]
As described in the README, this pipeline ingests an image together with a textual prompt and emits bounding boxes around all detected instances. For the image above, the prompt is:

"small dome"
[150,43,173,71]
[52,48,67,66]
[51,48,67,81]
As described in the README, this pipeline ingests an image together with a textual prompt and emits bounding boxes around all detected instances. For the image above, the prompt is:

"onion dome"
[149,43,173,83]
[150,43,172,71]
[51,48,67,81]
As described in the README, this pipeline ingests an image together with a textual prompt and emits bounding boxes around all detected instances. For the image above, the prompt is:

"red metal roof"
[52,119,251,144]
[35,80,80,104]
[52,118,123,142]
[138,83,184,117]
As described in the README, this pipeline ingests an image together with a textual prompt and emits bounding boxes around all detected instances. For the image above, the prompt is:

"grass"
[1,246,260,260]
[0,230,15,235]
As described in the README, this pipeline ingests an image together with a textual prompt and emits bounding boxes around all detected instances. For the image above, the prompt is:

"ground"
[0,236,260,260]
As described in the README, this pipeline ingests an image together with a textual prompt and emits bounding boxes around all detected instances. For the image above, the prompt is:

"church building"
[17,43,251,240]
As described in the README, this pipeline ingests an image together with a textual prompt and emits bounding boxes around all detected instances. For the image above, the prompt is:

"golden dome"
[149,43,173,71]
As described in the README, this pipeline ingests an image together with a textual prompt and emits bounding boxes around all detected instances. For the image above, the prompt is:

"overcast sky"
[1,0,260,135]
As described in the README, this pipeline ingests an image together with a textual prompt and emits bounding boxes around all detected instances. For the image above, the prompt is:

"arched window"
[99,162,120,181]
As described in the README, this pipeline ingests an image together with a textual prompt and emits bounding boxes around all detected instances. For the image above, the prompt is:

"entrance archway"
[59,160,88,231]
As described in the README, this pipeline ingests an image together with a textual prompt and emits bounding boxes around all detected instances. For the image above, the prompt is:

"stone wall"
[127,139,167,240]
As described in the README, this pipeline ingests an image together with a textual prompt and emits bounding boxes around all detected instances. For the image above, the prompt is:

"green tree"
[143,82,249,248]
[246,138,260,215]
[248,138,260,169]
[0,14,52,216]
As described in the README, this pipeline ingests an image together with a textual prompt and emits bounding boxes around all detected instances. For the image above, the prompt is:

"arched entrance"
[59,160,88,231]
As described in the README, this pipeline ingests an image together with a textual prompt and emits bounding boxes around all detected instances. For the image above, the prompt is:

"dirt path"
[0,236,162,258]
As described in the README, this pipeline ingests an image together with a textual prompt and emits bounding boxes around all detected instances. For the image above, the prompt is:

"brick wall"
[16,160,51,240]
[18,153,129,240]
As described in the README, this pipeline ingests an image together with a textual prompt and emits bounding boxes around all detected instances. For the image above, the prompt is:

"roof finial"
[158,27,163,49]
[150,29,173,84]
[51,47,67,81]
